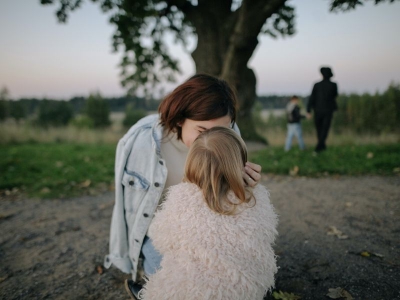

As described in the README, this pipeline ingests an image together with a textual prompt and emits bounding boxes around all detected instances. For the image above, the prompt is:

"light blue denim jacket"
[104,114,240,280]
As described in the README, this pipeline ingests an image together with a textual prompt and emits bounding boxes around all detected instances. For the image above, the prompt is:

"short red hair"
[158,74,237,140]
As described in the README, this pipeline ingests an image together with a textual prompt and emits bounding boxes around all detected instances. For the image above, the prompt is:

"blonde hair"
[184,126,254,215]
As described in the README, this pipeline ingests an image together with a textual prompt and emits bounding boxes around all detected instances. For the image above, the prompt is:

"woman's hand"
[243,161,262,187]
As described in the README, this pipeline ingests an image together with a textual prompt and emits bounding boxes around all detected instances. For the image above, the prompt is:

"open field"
[1,115,399,199]
[1,142,399,199]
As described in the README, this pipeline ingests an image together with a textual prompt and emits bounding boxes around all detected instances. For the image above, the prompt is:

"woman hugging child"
[141,126,278,300]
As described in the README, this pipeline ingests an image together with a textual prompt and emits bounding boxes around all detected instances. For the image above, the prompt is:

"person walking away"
[307,67,338,152]
[284,95,306,151]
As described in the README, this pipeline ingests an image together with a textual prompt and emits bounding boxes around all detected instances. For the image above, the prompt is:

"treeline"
[333,83,400,133]
[0,91,293,128]
[1,83,399,133]
[257,95,305,109]
[0,94,159,116]
[0,92,152,128]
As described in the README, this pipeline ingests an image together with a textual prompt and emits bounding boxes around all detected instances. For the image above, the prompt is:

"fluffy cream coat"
[141,182,278,300]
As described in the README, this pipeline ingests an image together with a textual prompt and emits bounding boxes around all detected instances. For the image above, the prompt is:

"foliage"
[330,0,397,12]
[257,95,299,109]
[37,100,74,127]
[69,115,95,129]
[40,0,398,95]
[122,104,147,128]
[40,0,297,94]
[0,100,9,122]
[84,93,111,128]
[40,0,398,141]
[272,290,302,300]
[249,144,400,177]
[9,101,27,123]
[0,86,9,121]
[0,86,9,100]
[333,83,399,134]
[0,143,115,198]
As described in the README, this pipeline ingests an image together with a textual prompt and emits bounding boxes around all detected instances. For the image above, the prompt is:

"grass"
[1,118,399,199]
[1,142,399,199]
[0,143,116,198]
[250,144,400,176]
[0,118,124,145]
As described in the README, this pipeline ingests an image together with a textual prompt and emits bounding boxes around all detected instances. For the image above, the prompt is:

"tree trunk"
[188,0,277,143]
[191,38,266,142]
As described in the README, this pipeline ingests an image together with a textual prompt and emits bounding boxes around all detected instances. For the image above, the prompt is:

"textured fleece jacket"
[141,182,278,300]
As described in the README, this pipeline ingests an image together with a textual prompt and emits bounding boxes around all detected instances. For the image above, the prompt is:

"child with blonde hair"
[141,127,278,300]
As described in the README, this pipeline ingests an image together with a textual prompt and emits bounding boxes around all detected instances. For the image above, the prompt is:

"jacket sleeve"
[307,84,316,113]
[103,138,132,274]
[333,82,338,111]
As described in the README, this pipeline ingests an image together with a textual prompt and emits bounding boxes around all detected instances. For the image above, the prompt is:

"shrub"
[123,104,147,128]
[333,83,399,134]
[10,101,27,123]
[37,100,73,127]
[70,115,94,129]
[85,93,111,128]
[0,100,9,122]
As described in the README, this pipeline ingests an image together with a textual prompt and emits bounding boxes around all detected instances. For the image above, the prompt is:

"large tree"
[40,0,397,141]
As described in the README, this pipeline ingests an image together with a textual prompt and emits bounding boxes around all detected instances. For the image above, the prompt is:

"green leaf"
[272,290,302,300]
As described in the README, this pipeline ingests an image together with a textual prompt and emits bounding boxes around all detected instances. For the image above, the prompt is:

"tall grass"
[0,119,124,145]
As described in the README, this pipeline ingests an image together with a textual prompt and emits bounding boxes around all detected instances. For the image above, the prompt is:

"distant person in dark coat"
[307,67,338,152]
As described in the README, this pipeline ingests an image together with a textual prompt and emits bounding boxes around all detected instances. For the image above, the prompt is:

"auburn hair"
[184,127,254,215]
[158,74,237,140]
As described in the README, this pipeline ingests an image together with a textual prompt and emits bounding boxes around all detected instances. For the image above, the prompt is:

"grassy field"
[0,143,115,198]
[249,144,400,177]
[1,141,399,199]
[1,117,399,198]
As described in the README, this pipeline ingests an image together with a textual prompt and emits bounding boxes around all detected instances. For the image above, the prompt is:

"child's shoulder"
[165,182,203,206]
[253,184,270,199]
[168,182,200,195]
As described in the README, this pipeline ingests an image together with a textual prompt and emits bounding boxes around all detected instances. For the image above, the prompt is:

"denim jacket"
[104,114,240,280]
[104,114,166,280]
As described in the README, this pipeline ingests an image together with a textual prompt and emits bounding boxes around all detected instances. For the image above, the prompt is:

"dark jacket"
[307,79,338,114]
[287,103,305,124]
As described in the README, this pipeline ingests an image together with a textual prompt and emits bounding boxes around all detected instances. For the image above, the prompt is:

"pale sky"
[0,0,399,99]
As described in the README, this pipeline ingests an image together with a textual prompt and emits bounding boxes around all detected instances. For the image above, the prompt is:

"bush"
[10,101,27,123]
[37,100,73,127]
[69,115,95,129]
[123,104,147,128]
[85,93,111,128]
[333,83,399,134]
[0,100,9,122]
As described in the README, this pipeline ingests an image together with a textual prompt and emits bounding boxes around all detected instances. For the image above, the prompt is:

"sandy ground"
[1,174,399,300]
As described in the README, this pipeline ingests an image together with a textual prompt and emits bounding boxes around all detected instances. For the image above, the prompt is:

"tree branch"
[221,0,287,80]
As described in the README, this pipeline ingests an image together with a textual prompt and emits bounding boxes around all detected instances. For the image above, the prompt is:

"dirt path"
[1,175,399,300]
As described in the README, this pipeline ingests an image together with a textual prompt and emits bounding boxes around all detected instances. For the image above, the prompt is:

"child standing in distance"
[285,95,306,151]
[141,127,278,300]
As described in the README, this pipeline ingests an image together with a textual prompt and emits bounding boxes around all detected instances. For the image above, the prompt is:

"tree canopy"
[40,0,397,92]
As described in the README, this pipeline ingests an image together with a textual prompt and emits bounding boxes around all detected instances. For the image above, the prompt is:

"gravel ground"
[1,175,399,300]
